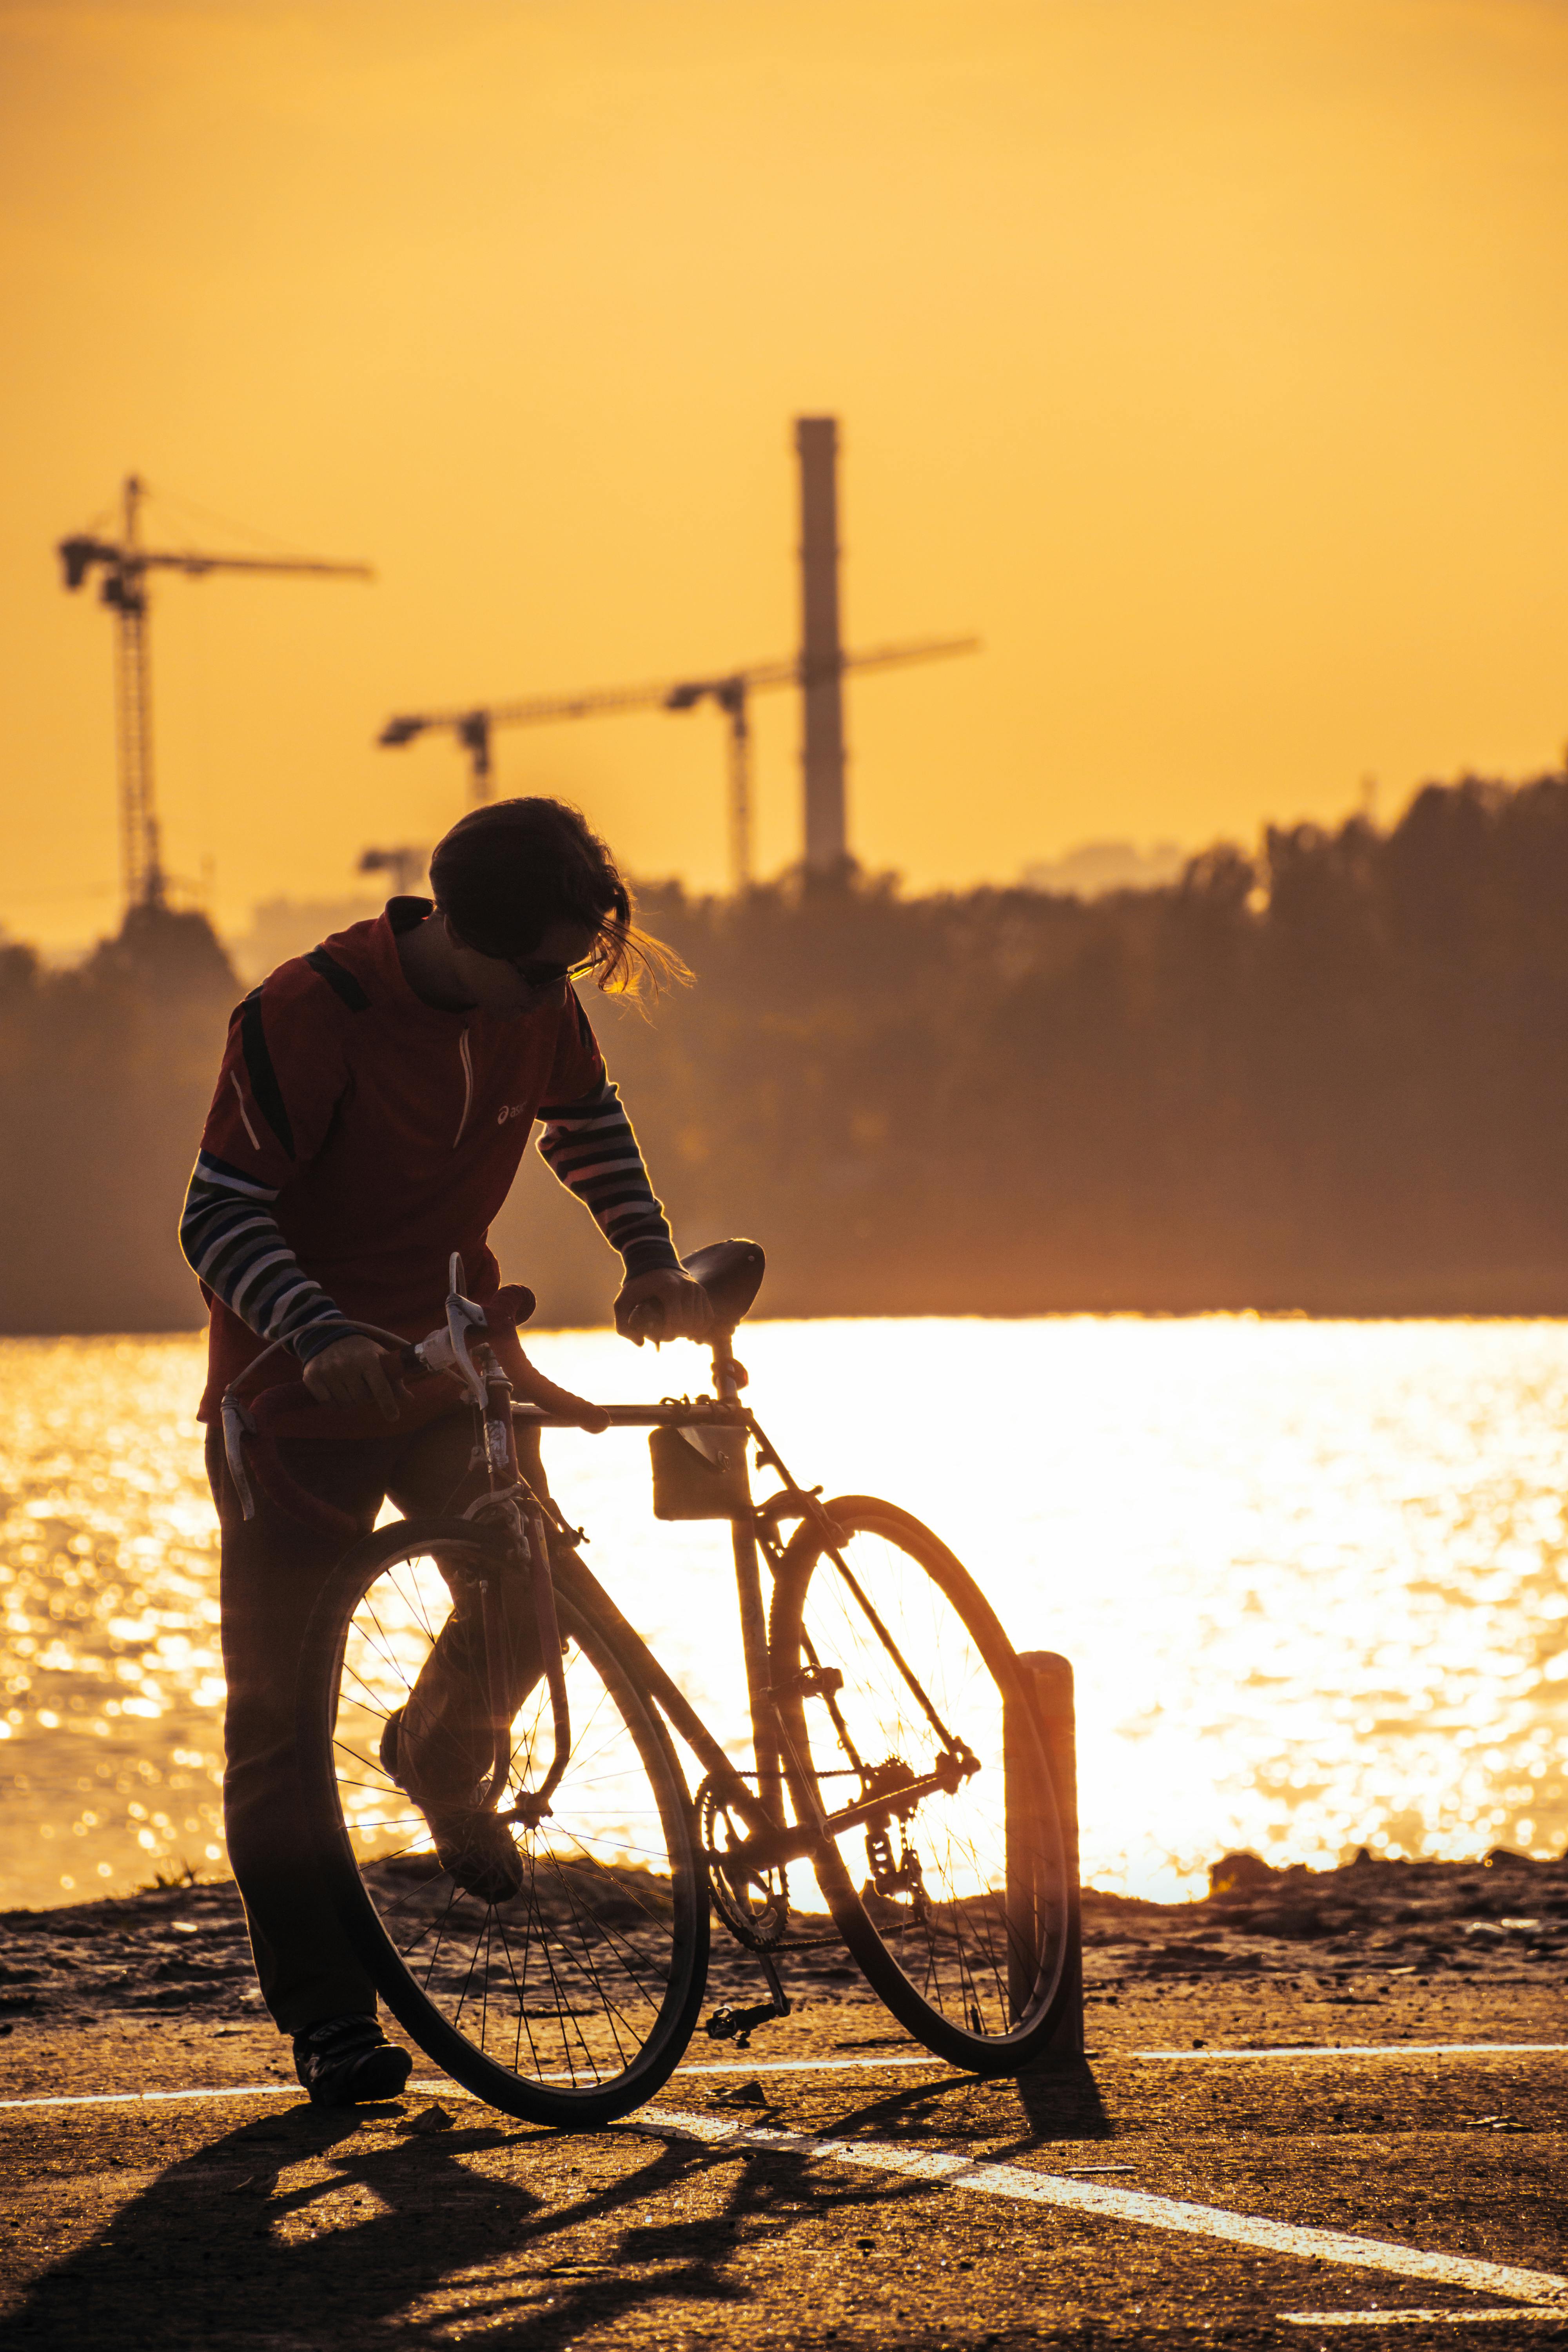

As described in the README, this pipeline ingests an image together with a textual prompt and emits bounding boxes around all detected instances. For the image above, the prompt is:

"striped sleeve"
[179,1149,358,1364]
[535,1075,679,1278]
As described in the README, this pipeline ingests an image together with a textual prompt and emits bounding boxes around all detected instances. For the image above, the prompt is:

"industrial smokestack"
[795,416,847,872]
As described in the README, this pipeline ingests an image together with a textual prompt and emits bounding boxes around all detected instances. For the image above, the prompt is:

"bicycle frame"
[506,1383,978,1884]
[495,1385,789,1849]
[426,1271,982,1888]
[230,1279,978,1900]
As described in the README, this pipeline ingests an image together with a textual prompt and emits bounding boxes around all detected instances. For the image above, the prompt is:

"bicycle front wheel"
[296,1516,708,2125]
[769,1496,1072,2073]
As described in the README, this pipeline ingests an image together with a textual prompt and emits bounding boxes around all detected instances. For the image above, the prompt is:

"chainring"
[696,1775,790,1951]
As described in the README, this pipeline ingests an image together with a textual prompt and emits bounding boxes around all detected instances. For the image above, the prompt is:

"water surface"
[2,1318,1565,1911]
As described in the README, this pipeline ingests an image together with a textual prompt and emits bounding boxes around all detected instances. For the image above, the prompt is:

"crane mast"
[663,675,757,887]
[58,475,373,916]
[109,477,160,905]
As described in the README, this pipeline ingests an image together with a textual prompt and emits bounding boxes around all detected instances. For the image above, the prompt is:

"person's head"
[426,797,683,1013]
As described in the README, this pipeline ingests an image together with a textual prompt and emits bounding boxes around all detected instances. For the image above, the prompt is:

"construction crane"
[358,843,429,896]
[58,474,374,913]
[377,635,978,891]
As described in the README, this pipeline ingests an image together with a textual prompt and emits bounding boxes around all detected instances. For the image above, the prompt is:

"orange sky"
[5,0,1568,949]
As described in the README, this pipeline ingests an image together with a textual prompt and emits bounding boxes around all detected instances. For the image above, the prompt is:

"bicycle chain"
[696,1775,791,1952]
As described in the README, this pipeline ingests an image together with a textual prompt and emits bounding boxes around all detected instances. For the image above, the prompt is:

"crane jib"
[56,473,373,917]
[374,633,979,889]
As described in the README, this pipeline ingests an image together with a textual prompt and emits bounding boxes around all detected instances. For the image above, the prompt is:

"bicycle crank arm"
[727,1756,981,1874]
[703,1995,784,2048]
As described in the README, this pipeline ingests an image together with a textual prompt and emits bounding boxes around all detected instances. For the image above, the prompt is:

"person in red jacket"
[181,798,710,2105]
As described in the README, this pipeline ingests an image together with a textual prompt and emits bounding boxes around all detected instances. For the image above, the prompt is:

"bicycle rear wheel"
[769,1495,1072,2073]
[296,1516,708,2125]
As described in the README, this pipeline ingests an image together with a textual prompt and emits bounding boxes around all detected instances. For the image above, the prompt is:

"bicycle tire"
[296,1515,708,2125]
[769,1495,1072,2074]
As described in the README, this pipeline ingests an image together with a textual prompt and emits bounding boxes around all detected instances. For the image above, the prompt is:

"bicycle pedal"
[702,1999,783,2047]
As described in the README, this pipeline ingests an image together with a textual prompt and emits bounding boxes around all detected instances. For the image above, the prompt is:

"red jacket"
[190,900,603,1417]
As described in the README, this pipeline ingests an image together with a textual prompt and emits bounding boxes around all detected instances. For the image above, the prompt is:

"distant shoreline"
[12,1290,1568,1341]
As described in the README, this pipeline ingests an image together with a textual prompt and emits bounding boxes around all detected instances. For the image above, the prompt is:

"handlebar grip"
[487,1283,537,1332]
[507,1347,613,1432]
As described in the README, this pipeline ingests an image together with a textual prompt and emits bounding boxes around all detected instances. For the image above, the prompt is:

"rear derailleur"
[860,1757,930,1922]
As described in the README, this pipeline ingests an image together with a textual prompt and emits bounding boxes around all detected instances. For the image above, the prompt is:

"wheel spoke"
[773,1501,1067,2058]
[306,1528,703,2121]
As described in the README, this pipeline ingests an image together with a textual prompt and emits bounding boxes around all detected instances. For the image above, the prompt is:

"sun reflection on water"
[0,1338,227,1906]
[2,1318,1566,1911]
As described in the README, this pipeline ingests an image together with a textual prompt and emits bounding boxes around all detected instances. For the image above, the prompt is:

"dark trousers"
[205,1410,549,2036]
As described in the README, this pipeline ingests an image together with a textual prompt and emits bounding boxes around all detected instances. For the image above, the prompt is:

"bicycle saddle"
[684,1238,766,1329]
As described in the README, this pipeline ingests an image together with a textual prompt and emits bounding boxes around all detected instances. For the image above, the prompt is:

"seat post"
[711,1326,746,1403]
[716,1323,779,1822]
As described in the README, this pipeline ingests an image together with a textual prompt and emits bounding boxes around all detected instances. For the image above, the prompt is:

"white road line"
[0,2059,946,2114]
[1279,2312,1568,2329]
[678,2054,936,2077]
[0,2041,1563,2114]
[2,2067,1564,2313]
[638,2107,1568,2311]
[0,2082,301,2112]
[1122,2045,1568,2063]
[691,2045,1568,2071]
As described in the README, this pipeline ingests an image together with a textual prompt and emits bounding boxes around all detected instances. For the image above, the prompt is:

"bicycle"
[223,1240,1074,2127]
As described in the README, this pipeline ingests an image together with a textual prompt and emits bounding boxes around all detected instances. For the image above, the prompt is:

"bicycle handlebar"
[224,1284,611,1534]
[223,1243,763,1529]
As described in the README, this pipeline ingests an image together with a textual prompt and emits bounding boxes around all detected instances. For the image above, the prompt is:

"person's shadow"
[7,2094,937,2348]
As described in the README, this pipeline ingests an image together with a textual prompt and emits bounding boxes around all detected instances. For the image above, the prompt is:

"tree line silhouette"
[5,772,1568,1334]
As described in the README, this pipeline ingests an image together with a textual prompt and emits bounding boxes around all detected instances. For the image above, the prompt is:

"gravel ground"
[2,1846,1564,2056]
[0,1853,1564,2348]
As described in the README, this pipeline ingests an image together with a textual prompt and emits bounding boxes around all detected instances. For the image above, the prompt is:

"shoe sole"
[304,2045,414,2108]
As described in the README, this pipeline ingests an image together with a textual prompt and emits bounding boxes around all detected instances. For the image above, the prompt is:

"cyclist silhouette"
[181,797,709,2103]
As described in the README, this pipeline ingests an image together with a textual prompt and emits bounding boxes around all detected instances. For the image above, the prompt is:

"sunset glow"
[6,0,1568,947]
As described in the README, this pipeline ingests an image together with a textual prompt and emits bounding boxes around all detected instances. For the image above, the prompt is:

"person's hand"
[613,1266,715,1347]
[302,1334,406,1422]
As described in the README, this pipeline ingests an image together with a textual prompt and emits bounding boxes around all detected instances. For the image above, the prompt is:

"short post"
[1007,1649,1083,2056]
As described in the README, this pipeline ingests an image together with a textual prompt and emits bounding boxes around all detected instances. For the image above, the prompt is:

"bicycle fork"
[462,1333,572,1829]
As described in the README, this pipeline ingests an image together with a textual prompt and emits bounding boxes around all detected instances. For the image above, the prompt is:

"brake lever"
[400,1251,489,1403]
[220,1397,258,1520]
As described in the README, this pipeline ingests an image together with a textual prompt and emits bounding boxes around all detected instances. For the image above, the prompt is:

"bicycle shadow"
[824,2056,1113,2156]
[6,2097,933,2348]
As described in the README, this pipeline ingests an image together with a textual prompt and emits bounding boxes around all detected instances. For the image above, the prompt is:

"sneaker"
[379,1703,481,1804]
[292,2014,412,2107]
[428,1805,526,1906]
[382,1704,524,1904]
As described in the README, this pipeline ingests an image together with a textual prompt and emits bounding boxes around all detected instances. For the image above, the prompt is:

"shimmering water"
[2,1319,1566,1913]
